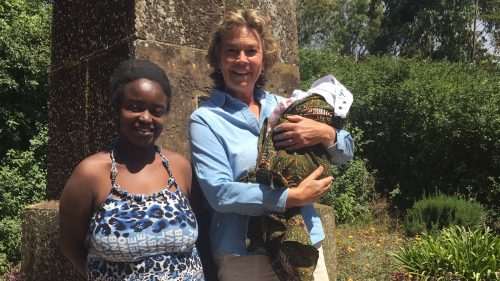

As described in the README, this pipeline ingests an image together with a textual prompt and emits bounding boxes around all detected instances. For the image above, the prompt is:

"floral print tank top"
[86,146,204,280]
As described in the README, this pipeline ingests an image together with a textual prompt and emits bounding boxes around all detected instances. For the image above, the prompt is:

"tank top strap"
[155,146,177,188]
[110,147,118,186]
[108,145,178,196]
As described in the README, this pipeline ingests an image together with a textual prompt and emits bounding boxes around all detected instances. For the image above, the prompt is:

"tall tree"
[296,0,384,58]
[297,0,499,63]
[369,0,498,62]
[477,0,500,61]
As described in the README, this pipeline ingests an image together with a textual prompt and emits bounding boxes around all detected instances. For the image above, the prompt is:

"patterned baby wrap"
[241,94,339,281]
[86,146,204,281]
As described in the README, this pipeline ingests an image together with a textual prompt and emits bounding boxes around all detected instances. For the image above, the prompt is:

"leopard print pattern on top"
[241,94,337,281]
[86,146,204,280]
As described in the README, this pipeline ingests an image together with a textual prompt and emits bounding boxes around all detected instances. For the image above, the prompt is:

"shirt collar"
[210,87,267,107]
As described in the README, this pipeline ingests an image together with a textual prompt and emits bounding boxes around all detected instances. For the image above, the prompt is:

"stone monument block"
[86,43,133,151]
[51,0,134,67]
[21,201,85,281]
[47,0,302,198]
[47,65,89,200]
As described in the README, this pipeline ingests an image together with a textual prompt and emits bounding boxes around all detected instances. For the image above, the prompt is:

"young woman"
[59,59,204,280]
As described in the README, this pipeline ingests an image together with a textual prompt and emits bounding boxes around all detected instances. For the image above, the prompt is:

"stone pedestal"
[21,201,85,281]
[314,203,337,281]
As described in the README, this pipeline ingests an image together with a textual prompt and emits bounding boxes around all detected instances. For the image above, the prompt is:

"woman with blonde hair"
[189,9,353,281]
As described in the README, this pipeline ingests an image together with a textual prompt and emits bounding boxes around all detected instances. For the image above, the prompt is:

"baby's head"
[306,75,353,119]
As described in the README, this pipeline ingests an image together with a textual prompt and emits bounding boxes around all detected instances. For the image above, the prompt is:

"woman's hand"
[286,166,333,208]
[273,115,336,151]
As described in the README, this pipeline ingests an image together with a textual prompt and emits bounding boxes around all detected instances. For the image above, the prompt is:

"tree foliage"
[0,124,47,264]
[297,0,384,58]
[0,0,50,271]
[0,0,51,158]
[296,0,499,63]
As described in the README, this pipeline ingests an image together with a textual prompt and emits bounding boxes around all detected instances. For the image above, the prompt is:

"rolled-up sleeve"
[189,113,287,216]
[326,129,354,165]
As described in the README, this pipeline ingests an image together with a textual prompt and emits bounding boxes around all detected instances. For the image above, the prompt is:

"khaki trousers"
[214,244,329,281]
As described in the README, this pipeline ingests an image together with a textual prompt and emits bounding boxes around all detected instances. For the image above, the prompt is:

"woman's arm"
[59,160,96,277]
[189,115,288,216]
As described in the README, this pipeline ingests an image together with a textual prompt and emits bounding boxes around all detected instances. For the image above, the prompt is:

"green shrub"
[391,226,500,281]
[402,194,485,236]
[0,124,46,270]
[0,219,21,263]
[319,157,376,224]
[299,48,500,217]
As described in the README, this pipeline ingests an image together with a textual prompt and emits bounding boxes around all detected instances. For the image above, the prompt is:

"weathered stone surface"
[87,43,132,152]
[314,203,337,281]
[135,0,224,50]
[47,43,132,200]
[265,62,300,97]
[51,0,135,68]
[47,65,89,200]
[21,201,84,281]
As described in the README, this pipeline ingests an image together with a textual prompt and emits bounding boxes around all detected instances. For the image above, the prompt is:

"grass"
[335,216,410,281]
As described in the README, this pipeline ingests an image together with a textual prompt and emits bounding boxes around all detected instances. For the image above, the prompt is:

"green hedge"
[300,49,500,225]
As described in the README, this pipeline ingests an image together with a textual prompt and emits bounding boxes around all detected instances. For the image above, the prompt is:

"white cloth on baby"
[268,75,354,130]
[291,74,353,118]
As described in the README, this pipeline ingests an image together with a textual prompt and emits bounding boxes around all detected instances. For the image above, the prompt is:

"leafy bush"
[319,157,376,224]
[0,124,47,270]
[484,176,500,232]
[391,226,500,281]
[0,219,22,263]
[0,1,50,273]
[299,48,500,217]
[402,194,485,236]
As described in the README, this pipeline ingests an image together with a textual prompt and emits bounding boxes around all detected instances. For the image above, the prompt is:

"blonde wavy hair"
[206,9,280,89]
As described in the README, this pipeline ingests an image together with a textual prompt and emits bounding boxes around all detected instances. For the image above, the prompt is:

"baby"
[243,75,354,281]
[268,74,353,133]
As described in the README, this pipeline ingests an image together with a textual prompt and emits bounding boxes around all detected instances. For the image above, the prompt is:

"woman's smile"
[219,26,264,99]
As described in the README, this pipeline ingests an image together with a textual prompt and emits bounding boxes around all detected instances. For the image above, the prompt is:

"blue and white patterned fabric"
[86,146,204,280]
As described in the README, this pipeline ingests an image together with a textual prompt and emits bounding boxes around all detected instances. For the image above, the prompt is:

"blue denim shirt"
[189,88,354,255]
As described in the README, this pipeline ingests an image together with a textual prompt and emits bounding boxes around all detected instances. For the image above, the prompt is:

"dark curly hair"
[109,59,172,112]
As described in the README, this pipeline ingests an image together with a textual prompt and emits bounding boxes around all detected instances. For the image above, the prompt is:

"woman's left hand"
[273,115,335,151]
